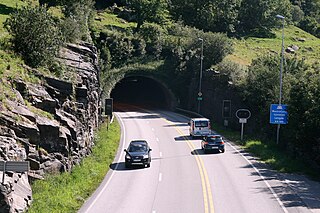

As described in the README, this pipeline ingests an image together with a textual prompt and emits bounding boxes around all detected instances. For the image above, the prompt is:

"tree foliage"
[168,0,294,36]
[126,0,170,30]
[169,0,241,34]
[287,65,320,166]
[237,0,292,35]
[239,54,320,166]
[4,5,63,68]
[39,0,95,42]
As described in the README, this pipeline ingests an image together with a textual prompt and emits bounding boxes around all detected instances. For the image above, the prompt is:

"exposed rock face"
[0,42,101,212]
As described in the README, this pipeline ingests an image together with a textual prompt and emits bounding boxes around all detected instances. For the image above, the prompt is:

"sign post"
[235,109,251,141]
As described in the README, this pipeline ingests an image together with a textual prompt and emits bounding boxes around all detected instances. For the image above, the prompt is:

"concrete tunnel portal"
[110,76,176,110]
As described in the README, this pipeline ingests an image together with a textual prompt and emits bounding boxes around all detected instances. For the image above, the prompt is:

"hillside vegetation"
[0,0,319,211]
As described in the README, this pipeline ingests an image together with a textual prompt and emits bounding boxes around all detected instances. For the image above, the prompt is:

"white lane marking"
[159,152,162,158]
[152,128,155,131]
[159,173,162,182]
[227,142,288,213]
[152,211,156,213]
[156,138,159,142]
[84,113,126,213]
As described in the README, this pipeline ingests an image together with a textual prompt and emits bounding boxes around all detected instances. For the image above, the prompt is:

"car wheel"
[221,149,225,153]
[125,162,130,168]
[204,149,207,154]
[147,163,150,168]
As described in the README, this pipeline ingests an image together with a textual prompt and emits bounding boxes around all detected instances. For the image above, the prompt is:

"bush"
[299,16,320,38]
[4,5,63,68]
[139,23,165,58]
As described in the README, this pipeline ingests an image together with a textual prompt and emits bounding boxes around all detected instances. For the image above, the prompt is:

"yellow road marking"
[164,119,215,213]
[184,134,209,213]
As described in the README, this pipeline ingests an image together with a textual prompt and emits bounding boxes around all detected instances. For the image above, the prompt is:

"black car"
[124,140,152,168]
[201,135,225,153]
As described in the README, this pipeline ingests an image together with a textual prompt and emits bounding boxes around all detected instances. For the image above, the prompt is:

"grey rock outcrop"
[0,42,101,212]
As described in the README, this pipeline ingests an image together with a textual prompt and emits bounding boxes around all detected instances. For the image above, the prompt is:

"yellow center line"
[187,138,215,213]
[184,134,209,213]
[164,118,215,213]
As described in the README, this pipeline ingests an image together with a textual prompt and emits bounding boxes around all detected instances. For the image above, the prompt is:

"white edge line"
[84,113,126,212]
[227,141,288,213]
[159,173,162,182]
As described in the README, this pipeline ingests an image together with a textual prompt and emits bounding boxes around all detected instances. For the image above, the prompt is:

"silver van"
[189,118,211,138]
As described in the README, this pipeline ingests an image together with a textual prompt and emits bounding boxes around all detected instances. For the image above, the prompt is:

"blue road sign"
[270,104,288,124]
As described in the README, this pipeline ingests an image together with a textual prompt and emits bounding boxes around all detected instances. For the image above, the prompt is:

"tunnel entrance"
[110,76,175,109]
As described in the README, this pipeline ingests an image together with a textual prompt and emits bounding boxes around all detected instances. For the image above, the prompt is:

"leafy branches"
[4,5,63,68]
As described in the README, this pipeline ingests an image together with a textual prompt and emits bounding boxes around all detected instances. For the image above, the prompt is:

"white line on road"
[156,138,159,142]
[152,128,155,131]
[227,142,288,213]
[159,173,162,182]
[159,152,162,158]
[82,113,125,213]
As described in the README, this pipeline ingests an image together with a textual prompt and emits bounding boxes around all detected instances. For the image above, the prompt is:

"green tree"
[299,16,320,37]
[237,0,292,35]
[127,0,170,30]
[4,5,63,68]
[61,0,94,41]
[287,65,320,165]
[169,0,241,34]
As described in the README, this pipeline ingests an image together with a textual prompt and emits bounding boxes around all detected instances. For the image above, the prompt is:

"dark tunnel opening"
[110,76,173,109]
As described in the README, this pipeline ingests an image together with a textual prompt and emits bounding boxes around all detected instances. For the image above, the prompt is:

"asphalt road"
[79,108,319,213]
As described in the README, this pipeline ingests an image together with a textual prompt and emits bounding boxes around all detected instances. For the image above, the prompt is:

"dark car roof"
[129,140,148,145]
[127,140,149,153]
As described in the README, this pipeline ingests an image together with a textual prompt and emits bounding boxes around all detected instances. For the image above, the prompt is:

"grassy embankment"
[211,123,320,181]
[28,119,121,213]
[227,25,320,66]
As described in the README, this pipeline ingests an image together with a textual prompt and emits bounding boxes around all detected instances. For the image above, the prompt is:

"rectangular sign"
[105,98,113,116]
[270,104,288,124]
[239,118,247,123]
[0,161,29,172]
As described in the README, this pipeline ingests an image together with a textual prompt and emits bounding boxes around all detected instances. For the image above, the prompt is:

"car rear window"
[207,137,222,143]
[129,144,147,152]
[195,121,209,127]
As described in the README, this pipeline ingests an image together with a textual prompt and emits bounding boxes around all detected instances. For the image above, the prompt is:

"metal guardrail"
[0,161,30,183]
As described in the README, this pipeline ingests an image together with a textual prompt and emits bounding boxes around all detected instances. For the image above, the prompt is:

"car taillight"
[204,142,208,145]
[220,141,225,144]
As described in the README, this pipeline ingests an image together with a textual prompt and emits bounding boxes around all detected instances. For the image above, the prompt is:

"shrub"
[4,5,63,68]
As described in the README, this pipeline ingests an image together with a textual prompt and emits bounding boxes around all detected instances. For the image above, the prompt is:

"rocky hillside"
[0,42,101,212]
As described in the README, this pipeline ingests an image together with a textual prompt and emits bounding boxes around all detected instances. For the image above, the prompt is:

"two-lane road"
[79,108,312,213]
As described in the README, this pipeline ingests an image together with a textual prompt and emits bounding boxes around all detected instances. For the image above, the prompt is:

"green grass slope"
[228,25,319,65]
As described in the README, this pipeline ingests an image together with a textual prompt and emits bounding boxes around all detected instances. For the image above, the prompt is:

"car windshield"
[129,144,147,152]
[207,137,222,143]
[195,121,208,127]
